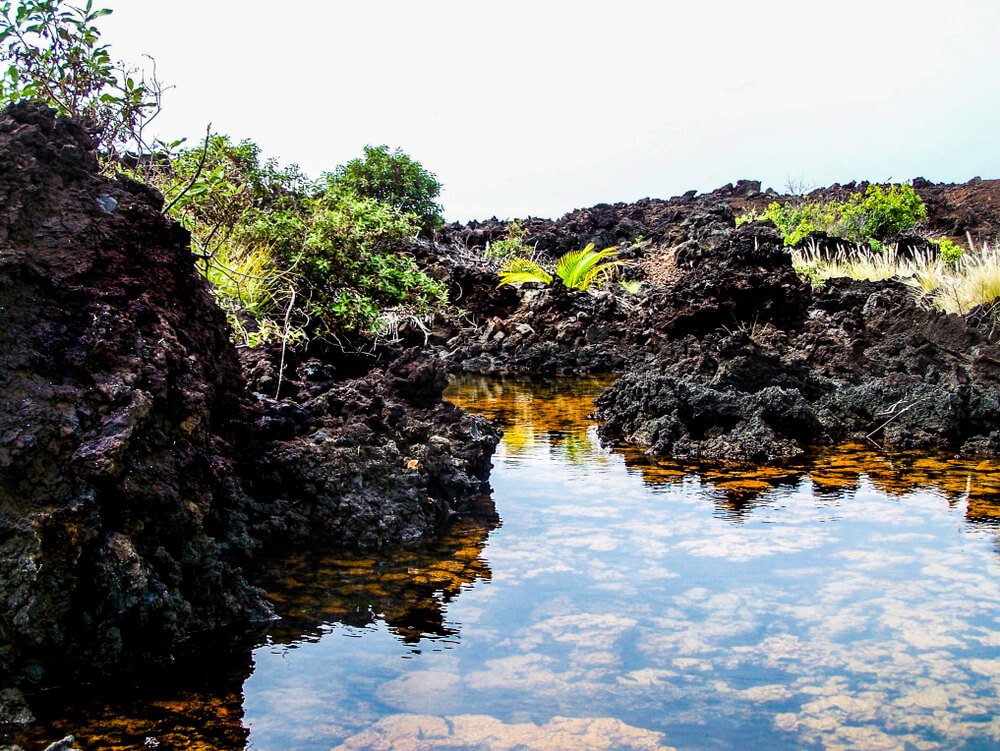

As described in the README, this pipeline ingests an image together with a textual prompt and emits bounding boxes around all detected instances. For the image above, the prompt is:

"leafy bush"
[0,0,162,155]
[761,184,927,248]
[498,244,624,291]
[326,144,443,234]
[838,184,927,243]
[288,187,447,334]
[761,200,840,246]
[485,220,531,260]
[151,136,447,341]
[930,237,964,265]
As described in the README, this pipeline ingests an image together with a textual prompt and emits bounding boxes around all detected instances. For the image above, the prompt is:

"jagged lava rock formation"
[0,103,498,702]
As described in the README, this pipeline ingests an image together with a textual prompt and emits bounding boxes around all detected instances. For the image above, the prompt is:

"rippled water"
[10,376,1000,750]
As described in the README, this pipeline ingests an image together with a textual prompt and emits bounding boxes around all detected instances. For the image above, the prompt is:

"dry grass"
[792,240,1000,315]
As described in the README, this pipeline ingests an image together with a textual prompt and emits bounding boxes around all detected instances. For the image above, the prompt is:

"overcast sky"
[102,1,1000,222]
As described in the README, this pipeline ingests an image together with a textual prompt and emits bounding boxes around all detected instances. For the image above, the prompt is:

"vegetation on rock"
[0,0,163,156]
[326,143,444,235]
[498,243,624,291]
[751,183,928,248]
[2,1,449,346]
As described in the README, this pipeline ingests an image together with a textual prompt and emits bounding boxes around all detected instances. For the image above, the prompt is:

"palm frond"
[555,243,623,290]
[497,257,553,286]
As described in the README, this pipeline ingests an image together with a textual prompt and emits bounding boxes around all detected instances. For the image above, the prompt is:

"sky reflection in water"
[241,376,1000,751]
[18,376,999,750]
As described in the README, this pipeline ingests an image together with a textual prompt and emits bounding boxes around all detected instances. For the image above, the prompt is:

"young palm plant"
[498,243,622,291]
[497,256,553,286]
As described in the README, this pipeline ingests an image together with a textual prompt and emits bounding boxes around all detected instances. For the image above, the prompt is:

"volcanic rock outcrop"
[429,180,1000,460]
[0,102,272,690]
[0,103,498,701]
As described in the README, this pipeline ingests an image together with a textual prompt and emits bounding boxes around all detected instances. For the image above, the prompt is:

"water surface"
[10,375,1000,750]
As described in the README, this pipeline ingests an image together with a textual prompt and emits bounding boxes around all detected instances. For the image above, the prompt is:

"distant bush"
[326,144,444,234]
[930,237,964,265]
[260,186,447,335]
[760,184,927,248]
[485,221,532,260]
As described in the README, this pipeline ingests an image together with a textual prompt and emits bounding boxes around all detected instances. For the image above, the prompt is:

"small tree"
[0,0,164,156]
[326,144,444,234]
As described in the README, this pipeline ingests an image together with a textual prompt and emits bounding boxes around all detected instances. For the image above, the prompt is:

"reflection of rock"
[3,647,252,751]
[262,511,497,646]
[446,376,613,465]
[332,714,674,751]
[618,441,1000,524]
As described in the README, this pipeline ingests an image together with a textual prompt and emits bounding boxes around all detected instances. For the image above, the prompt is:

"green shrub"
[0,0,162,156]
[149,136,447,340]
[761,184,927,248]
[485,220,531,260]
[761,200,841,246]
[243,185,447,335]
[930,237,964,265]
[326,144,443,234]
[839,184,927,243]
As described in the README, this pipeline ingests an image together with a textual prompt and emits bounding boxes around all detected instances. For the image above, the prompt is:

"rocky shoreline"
[3,103,1000,729]
[0,105,497,716]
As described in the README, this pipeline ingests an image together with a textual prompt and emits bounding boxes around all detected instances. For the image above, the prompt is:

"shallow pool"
[11,376,1000,750]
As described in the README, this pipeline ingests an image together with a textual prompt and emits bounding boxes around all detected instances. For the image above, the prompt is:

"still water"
[13,376,1000,750]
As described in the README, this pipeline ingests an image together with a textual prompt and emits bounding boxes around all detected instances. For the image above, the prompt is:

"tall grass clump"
[792,240,1000,315]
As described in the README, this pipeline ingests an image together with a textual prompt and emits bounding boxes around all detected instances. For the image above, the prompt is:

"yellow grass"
[792,240,1000,315]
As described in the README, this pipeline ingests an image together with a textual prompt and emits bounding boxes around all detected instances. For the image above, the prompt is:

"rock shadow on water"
[2,509,499,751]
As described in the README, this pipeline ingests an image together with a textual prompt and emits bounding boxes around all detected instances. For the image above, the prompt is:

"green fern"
[498,243,624,290]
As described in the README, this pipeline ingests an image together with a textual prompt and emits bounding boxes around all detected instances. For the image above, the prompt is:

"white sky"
[102,1,1000,221]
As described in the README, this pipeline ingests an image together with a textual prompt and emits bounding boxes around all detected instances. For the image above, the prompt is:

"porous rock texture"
[240,346,498,549]
[0,103,498,704]
[428,179,1000,460]
[0,102,272,690]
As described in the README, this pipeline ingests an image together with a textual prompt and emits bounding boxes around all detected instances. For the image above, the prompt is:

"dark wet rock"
[435,223,809,376]
[0,689,33,726]
[597,279,1000,460]
[0,103,273,690]
[428,177,1000,458]
[0,104,500,699]
[240,348,498,549]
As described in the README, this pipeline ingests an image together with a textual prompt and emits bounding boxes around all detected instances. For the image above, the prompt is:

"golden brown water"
[8,376,1000,751]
